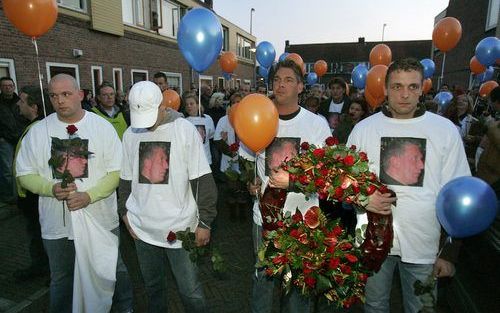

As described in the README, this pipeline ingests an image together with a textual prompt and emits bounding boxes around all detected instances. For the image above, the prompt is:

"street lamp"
[250,8,256,88]
[382,23,387,42]
[250,8,255,35]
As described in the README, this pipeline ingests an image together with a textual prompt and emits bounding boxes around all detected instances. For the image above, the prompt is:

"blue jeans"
[43,229,133,313]
[251,223,311,313]
[135,239,208,313]
[364,255,435,313]
[0,138,15,203]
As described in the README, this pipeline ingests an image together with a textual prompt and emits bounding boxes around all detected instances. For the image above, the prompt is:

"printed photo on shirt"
[265,137,300,176]
[51,138,89,179]
[139,141,170,184]
[379,137,426,187]
[195,125,207,144]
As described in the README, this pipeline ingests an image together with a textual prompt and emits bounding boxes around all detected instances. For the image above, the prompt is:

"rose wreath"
[257,136,394,308]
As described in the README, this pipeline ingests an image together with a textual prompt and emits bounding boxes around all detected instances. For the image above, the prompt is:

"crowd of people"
[0,56,498,313]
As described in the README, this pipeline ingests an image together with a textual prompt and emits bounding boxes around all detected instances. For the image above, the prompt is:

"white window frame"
[113,68,124,92]
[0,58,18,93]
[199,75,213,87]
[57,0,87,12]
[45,62,80,87]
[244,79,251,85]
[131,69,149,83]
[163,71,183,94]
[217,76,224,89]
[158,0,180,38]
[485,0,499,31]
[91,65,103,96]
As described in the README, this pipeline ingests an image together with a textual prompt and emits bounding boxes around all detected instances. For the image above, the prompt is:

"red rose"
[340,264,352,274]
[312,148,325,158]
[300,142,310,150]
[334,187,344,199]
[324,234,338,247]
[343,155,355,166]
[290,228,301,239]
[332,225,343,236]
[339,242,353,250]
[289,174,297,182]
[272,255,288,265]
[229,142,240,152]
[304,276,317,288]
[344,196,353,204]
[345,254,358,263]
[359,151,368,161]
[276,220,284,228]
[320,168,329,176]
[350,145,357,151]
[326,246,335,254]
[352,185,360,193]
[318,192,327,200]
[359,273,368,282]
[303,267,313,275]
[378,185,389,194]
[298,175,309,185]
[292,211,303,223]
[66,124,78,135]
[369,173,377,182]
[314,178,325,188]
[366,185,377,195]
[325,136,339,146]
[166,231,177,243]
[328,257,340,269]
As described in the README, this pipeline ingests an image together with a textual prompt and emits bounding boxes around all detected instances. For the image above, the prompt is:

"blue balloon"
[278,52,289,62]
[436,176,498,238]
[434,91,453,110]
[177,8,223,73]
[475,37,500,67]
[351,64,368,89]
[476,66,494,83]
[258,66,269,81]
[222,72,232,80]
[256,41,276,68]
[306,72,318,85]
[420,59,436,79]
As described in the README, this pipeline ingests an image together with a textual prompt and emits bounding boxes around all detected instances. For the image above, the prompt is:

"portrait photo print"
[51,138,89,179]
[195,125,207,144]
[379,137,426,187]
[139,141,171,184]
[265,137,300,176]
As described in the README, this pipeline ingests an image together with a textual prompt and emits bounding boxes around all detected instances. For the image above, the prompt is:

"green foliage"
[176,228,226,273]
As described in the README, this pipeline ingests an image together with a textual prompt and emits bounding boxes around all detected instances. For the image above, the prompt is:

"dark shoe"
[13,265,49,281]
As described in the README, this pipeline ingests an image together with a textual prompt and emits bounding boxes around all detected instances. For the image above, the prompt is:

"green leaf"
[316,274,332,293]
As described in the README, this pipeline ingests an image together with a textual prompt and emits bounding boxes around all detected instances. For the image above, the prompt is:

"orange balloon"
[233,94,278,153]
[422,78,432,94]
[228,102,240,128]
[432,17,462,52]
[286,53,305,75]
[219,51,238,73]
[4,0,58,38]
[366,64,388,99]
[364,88,384,109]
[369,44,392,66]
[161,89,181,111]
[470,56,486,74]
[313,60,328,77]
[479,80,499,98]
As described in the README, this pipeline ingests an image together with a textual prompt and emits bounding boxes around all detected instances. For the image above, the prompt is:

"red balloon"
[470,56,486,74]
[286,53,305,75]
[422,78,432,95]
[219,51,238,74]
[4,0,58,38]
[366,64,388,100]
[161,90,181,111]
[432,17,462,52]
[479,81,499,98]
[313,60,328,77]
[369,44,392,66]
[233,94,278,153]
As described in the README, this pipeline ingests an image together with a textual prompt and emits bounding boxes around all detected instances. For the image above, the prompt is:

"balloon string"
[436,235,452,259]
[33,38,48,119]
[254,152,259,201]
[439,53,446,90]
[198,74,202,117]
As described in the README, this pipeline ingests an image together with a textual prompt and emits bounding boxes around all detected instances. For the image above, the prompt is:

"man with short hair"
[243,59,331,313]
[347,58,470,313]
[240,83,251,96]
[319,77,350,119]
[153,72,169,92]
[200,84,213,111]
[139,143,169,184]
[120,81,217,313]
[92,82,130,140]
[256,83,267,95]
[16,74,133,313]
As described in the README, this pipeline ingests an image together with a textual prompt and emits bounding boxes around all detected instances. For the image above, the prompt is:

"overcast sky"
[214,0,449,54]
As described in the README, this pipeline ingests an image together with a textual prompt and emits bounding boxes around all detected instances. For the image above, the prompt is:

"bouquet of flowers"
[257,206,369,309]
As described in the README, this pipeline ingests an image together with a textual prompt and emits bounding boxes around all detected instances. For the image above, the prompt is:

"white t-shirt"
[214,115,238,172]
[329,100,344,113]
[186,115,215,164]
[16,112,122,240]
[347,111,471,264]
[121,118,211,248]
[240,108,331,225]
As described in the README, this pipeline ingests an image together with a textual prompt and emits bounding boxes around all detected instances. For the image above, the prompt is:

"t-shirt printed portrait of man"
[380,137,426,187]
[265,137,300,176]
[195,125,207,144]
[139,141,170,184]
[50,138,89,179]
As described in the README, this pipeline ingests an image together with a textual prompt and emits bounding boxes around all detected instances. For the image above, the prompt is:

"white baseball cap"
[128,81,163,128]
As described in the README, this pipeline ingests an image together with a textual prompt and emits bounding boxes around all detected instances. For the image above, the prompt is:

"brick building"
[285,39,432,86]
[0,0,256,95]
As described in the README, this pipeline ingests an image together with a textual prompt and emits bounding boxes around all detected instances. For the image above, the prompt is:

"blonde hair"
[209,92,225,108]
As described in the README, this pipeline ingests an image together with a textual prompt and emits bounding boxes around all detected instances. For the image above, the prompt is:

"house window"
[237,35,253,60]
[486,0,499,30]
[46,62,80,87]
[0,58,17,92]
[57,0,86,11]
[91,66,103,96]
[218,77,224,90]
[122,0,146,28]
[131,69,148,84]
[113,68,124,92]
[236,79,241,89]
[158,0,180,38]
[199,75,213,91]
[164,72,182,93]
[222,26,229,51]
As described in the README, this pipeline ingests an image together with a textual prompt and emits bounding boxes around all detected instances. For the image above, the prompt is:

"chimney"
[358,37,365,44]
[285,40,290,48]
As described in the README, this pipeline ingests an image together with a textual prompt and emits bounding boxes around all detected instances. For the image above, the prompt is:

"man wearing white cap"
[119,81,217,313]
